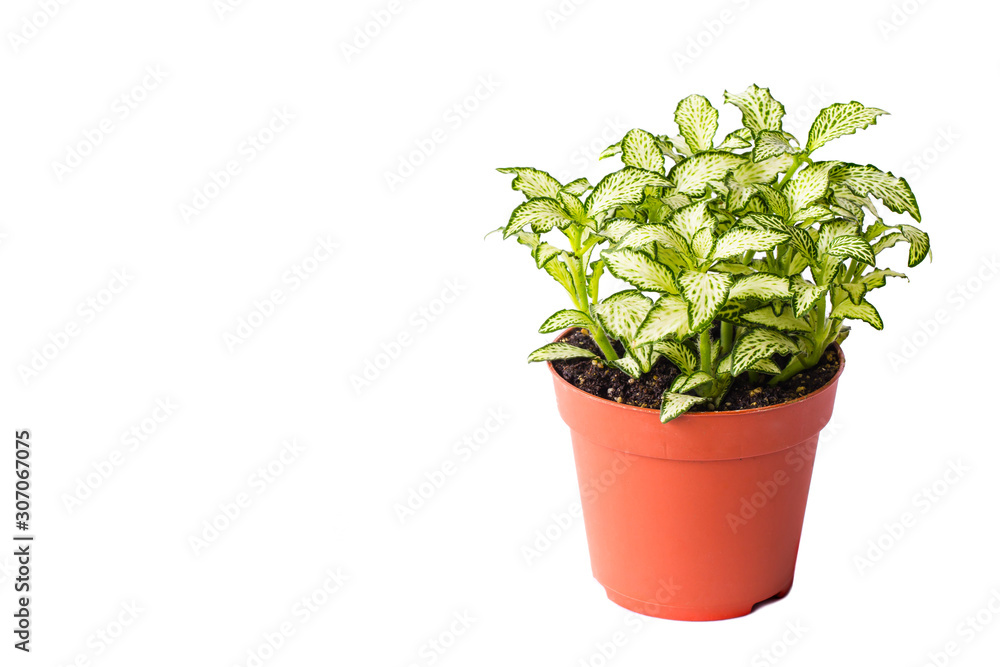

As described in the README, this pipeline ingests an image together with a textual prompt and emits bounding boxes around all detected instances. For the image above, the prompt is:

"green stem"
[770,293,830,385]
[776,156,803,191]
[699,329,713,375]
[721,322,734,356]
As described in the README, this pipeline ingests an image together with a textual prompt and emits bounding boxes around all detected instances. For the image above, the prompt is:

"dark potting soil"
[551,329,841,412]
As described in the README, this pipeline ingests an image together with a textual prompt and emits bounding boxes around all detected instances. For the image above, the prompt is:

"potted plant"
[493,85,930,621]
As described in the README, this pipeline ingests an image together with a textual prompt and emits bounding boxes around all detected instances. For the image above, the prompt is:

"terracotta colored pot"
[549,340,844,621]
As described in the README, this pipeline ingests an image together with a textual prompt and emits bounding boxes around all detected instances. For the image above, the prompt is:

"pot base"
[603,578,794,622]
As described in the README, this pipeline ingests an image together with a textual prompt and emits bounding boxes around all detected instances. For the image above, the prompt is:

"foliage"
[494,86,929,423]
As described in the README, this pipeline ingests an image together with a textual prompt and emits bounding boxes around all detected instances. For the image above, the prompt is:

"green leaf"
[831,298,883,329]
[752,358,782,374]
[712,226,788,260]
[635,295,691,345]
[659,391,709,423]
[515,231,562,269]
[622,128,666,174]
[601,249,677,293]
[678,271,734,331]
[504,198,571,238]
[669,152,747,196]
[498,167,562,199]
[830,164,921,222]
[528,342,598,362]
[828,235,877,266]
[839,282,867,305]
[790,276,826,317]
[723,84,786,134]
[652,339,698,373]
[586,167,671,216]
[872,231,905,255]
[713,262,757,275]
[731,329,799,376]
[539,309,595,334]
[785,162,838,213]
[593,290,653,341]
[806,102,888,153]
[898,224,931,267]
[728,273,792,300]
[753,130,798,162]
[741,303,812,332]
[670,371,714,393]
[675,94,719,153]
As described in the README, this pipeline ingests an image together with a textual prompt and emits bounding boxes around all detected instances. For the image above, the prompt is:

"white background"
[1,0,999,665]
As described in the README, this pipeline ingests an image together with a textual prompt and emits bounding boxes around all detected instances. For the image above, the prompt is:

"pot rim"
[547,329,846,420]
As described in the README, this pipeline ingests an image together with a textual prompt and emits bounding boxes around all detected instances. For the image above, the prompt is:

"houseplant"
[494,85,930,620]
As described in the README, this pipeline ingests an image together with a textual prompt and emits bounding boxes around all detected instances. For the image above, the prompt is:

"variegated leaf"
[828,235,877,266]
[678,271,734,331]
[789,205,834,224]
[839,282,867,305]
[752,358,782,374]
[610,355,644,378]
[599,141,622,160]
[675,94,719,153]
[659,391,709,423]
[671,371,714,393]
[528,342,598,362]
[504,197,571,237]
[622,128,666,174]
[898,224,931,267]
[741,303,812,332]
[586,167,671,216]
[806,102,888,153]
[498,167,562,199]
[712,226,788,260]
[861,268,908,289]
[538,309,596,334]
[790,276,826,317]
[558,191,588,223]
[752,184,790,218]
[601,249,677,293]
[785,161,838,213]
[732,153,796,187]
[830,164,921,221]
[872,231,906,255]
[731,329,799,376]
[561,178,591,196]
[666,200,715,241]
[717,128,753,150]
[598,218,638,242]
[723,84,786,134]
[753,129,798,162]
[830,298,883,329]
[653,339,698,373]
[634,295,691,345]
[670,152,746,196]
[728,273,792,300]
[618,224,689,253]
[593,290,653,341]
[690,227,715,259]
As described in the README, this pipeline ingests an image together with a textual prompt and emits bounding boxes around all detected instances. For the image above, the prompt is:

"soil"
[551,329,841,412]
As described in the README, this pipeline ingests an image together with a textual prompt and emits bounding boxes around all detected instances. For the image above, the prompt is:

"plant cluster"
[495,85,930,423]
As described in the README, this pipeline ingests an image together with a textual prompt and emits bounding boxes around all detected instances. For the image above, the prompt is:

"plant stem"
[589,325,619,363]
[776,156,803,191]
[699,329,713,374]
[721,322,734,356]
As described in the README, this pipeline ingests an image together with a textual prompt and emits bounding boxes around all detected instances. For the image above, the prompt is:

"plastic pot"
[548,340,844,621]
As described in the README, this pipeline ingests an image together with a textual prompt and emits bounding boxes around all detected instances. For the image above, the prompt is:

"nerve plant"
[495,85,930,423]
